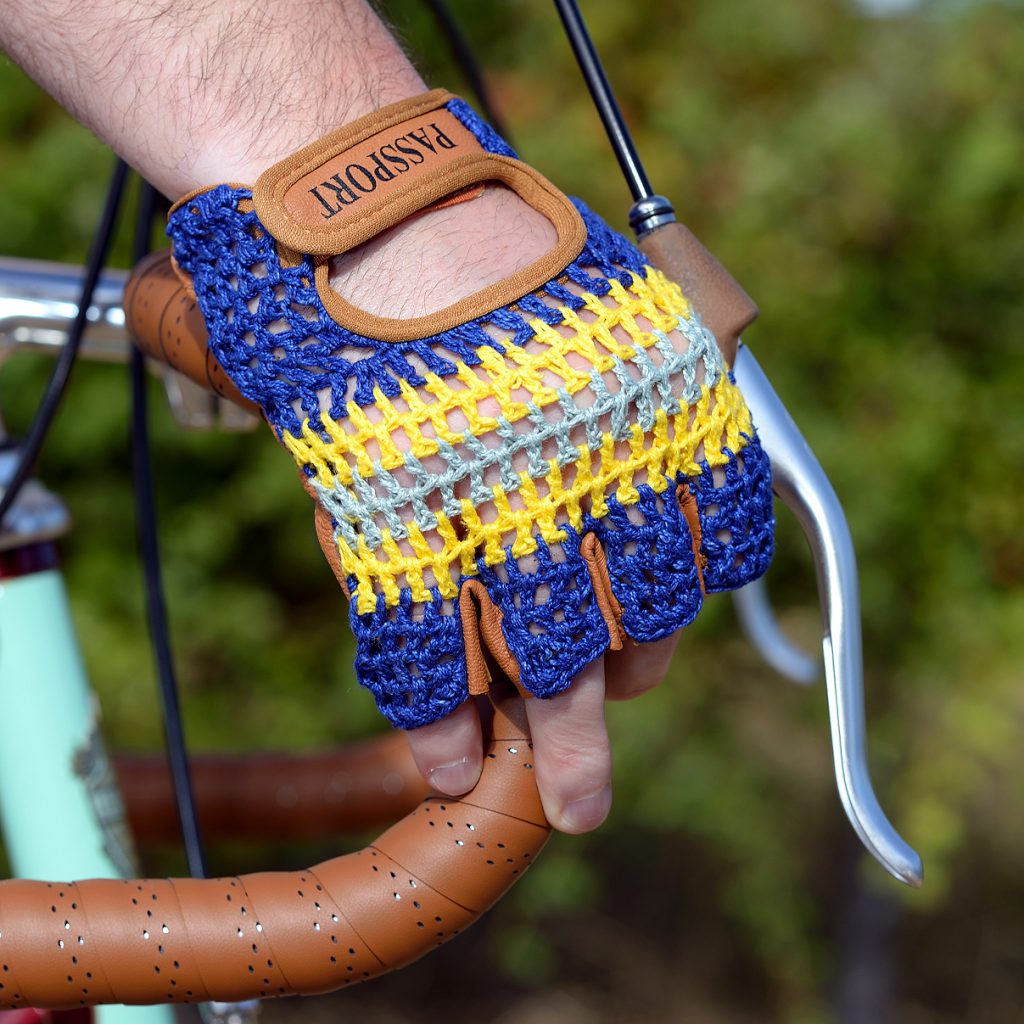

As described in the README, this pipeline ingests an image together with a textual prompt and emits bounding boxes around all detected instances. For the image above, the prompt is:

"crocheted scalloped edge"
[353,434,774,729]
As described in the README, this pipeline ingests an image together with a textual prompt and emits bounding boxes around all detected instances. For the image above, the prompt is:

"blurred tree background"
[1,0,1022,1020]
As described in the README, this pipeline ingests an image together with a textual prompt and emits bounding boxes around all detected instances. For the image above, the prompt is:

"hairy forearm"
[0,0,425,197]
[2,0,553,330]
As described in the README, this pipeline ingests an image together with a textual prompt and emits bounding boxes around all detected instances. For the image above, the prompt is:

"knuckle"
[608,674,661,701]
[541,738,611,790]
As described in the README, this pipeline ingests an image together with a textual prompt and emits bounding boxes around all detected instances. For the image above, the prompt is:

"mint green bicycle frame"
[0,570,173,1024]
[0,258,175,1024]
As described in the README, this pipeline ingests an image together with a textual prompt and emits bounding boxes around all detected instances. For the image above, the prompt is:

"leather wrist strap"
[169,89,587,343]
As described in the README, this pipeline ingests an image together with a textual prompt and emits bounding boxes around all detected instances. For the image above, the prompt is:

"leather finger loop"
[675,481,707,596]
[580,532,624,650]
[458,579,524,698]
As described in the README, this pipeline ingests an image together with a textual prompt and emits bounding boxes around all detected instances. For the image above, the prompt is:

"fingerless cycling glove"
[166,90,774,729]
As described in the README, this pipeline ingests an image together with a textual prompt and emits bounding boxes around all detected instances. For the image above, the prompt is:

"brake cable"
[551,0,676,236]
[0,157,129,528]
[129,178,210,882]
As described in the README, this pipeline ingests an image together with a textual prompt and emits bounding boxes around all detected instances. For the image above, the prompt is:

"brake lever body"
[733,344,923,887]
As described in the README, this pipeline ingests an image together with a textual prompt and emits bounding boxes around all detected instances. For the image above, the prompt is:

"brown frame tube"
[114,734,428,846]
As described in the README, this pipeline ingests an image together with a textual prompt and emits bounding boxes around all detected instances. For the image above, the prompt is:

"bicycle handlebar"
[115,733,428,846]
[0,698,547,1008]
[122,251,258,415]
[0,253,551,1010]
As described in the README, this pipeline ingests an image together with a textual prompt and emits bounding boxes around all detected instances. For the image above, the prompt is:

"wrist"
[169,4,427,197]
[328,185,558,320]
[1,0,428,201]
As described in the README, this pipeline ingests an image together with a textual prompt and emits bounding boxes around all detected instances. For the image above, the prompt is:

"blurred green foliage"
[1,0,1022,1020]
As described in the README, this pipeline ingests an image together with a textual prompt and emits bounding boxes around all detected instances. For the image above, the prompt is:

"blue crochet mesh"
[166,94,775,730]
[166,107,646,442]
[448,98,518,159]
[593,485,705,642]
[353,477,711,726]
[689,433,775,593]
[352,588,468,726]
[347,439,773,729]
[475,528,609,698]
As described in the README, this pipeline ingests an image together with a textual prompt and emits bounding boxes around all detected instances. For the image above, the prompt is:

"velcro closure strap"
[183,89,591,343]
[254,90,485,255]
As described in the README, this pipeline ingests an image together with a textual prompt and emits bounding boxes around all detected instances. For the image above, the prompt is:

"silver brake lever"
[733,343,923,888]
[732,577,819,685]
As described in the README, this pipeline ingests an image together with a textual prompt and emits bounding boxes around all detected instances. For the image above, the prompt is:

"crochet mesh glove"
[166,90,774,729]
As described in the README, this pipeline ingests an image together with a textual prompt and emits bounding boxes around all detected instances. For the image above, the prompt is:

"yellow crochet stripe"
[289,268,707,483]
[282,267,754,613]
[338,376,751,613]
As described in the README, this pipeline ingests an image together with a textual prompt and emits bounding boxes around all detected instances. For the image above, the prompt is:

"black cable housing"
[550,0,654,203]
[129,180,209,880]
[0,158,129,527]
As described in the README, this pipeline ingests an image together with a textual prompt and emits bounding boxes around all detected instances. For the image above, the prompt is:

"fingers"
[405,628,676,824]
[404,699,483,796]
[526,657,612,835]
[604,631,681,701]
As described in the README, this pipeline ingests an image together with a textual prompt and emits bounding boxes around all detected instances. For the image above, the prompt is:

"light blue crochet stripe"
[314,312,724,552]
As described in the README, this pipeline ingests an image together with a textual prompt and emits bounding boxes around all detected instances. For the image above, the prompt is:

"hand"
[6,0,771,838]
[331,188,681,832]
[166,92,774,837]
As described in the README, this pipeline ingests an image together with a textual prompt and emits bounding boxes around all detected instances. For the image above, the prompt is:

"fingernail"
[560,785,612,833]
[427,758,479,796]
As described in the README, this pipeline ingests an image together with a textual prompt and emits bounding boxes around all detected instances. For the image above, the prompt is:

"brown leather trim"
[676,481,707,595]
[277,243,305,270]
[459,581,492,696]
[420,181,485,213]
[252,90,460,251]
[580,533,624,649]
[312,152,585,342]
[459,579,525,697]
[168,91,586,347]
[314,505,351,600]
[271,108,482,244]
[298,472,351,601]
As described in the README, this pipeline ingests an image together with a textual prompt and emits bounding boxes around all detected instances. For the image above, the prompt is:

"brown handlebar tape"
[0,699,548,1009]
[123,249,258,414]
[250,90,483,255]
